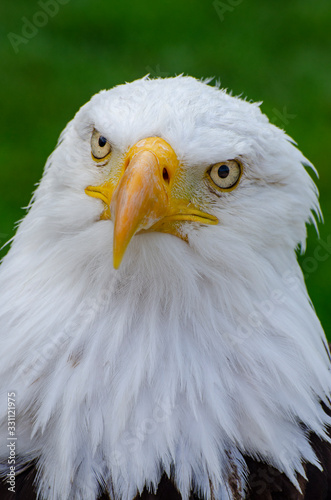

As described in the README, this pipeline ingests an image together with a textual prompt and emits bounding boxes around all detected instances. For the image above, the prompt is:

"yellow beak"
[85,137,218,269]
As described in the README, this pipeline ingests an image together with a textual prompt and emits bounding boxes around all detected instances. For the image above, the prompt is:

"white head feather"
[0,76,330,500]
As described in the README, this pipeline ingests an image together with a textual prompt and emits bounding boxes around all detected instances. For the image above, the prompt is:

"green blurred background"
[1,0,330,334]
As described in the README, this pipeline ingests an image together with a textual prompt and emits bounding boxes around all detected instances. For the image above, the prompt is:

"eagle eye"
[91,129,112,162]
[208,160,241,190]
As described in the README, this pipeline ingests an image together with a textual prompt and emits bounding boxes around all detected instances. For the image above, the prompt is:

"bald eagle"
[0,76,330,500]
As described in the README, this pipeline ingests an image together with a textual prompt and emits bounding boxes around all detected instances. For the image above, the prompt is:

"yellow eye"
[91,129,112,162]
[208,160,242,190]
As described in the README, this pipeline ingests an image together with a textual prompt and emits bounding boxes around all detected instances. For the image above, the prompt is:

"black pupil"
[98,136,107,148]
[218,164,230,178]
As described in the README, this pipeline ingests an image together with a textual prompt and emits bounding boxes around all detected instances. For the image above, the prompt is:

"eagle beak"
[85,137,218,269]
[111,143,172,269]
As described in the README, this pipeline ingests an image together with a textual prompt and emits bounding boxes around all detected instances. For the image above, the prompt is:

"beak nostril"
[163,168,170,183]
